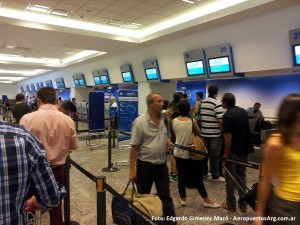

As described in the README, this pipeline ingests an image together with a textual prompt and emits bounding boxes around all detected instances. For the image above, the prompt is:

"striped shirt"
[0,121,65,225]
[200,97,223,137]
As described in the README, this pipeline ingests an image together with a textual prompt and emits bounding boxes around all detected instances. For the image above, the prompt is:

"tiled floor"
[38,132,259,225]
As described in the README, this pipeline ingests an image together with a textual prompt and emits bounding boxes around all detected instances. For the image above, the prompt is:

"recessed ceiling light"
[121,23,143,29]
[26,4,51,13]
[182,0,196,4]
[50,9,72,17]
[4,45,16,49]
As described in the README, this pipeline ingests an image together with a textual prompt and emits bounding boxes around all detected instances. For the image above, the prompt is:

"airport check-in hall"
[0,0,300,225]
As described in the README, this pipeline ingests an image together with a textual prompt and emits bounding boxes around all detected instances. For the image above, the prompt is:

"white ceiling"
[0,0,299,83]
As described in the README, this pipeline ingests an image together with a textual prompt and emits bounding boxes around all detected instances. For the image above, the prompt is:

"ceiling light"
[50,9,72,17]
[62,50,106,64]
[182,0,196,3]
[26,4,51,13]
[4,45,16,49]
[0,69,51,76]
[121,23,143,29]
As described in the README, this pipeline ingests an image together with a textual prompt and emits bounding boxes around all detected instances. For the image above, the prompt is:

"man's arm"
[223,133,232,158]
[129,145,138,181]
[28,135,66,209]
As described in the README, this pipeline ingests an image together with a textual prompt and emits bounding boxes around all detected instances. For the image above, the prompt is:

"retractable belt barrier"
[65,157,160,225]
[174,143,260,170]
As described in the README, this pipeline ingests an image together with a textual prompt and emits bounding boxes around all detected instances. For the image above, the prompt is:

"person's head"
[163,99,169,110]
[15,93,25,102]
[72,98,76,103]
[37,87,56,107]
[146,92,164,113]
[59,101,77,115]
[58,97,62,101]
[278,93,300,145]
[208,84,219,97]
[173,92,184,104]
[182,94,188,100]
[178,100,190,117]
[221,93,235,109]
[110,96,116,103]
[254,102,261,112]
[196,91,204,101]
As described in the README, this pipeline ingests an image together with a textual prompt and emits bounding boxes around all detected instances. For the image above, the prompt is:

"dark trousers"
[49,165,65,225]
[224,153,247,210]
[136,160,176,225]
[175,157,207,199]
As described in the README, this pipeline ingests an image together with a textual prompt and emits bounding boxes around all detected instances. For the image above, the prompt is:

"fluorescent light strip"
[0,0,246,39]
[140,0,247,37]
[0,55,60,64]
[182,0,196,4]
[0,76,25,81]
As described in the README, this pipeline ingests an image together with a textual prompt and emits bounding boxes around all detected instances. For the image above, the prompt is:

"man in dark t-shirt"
[11,93,31,124]
[221,93,254,212]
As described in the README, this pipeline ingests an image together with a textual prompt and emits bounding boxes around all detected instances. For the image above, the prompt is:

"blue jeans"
[224,152,248,210]
[202,136,222,178]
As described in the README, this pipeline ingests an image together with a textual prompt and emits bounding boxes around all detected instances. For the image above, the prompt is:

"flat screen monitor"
[122,71,133,83]
[56,81,65,89]
[39,82,44,87]
[100,75,109,84]
[93,76,101,85]
[74,79,80,87]
[30,84,36,91]
[293,44,300,66]
[145,68,159,80]
[186,60,205,76]
[45,80,53,88]
[79,78,86,86]
[208,56,231,74]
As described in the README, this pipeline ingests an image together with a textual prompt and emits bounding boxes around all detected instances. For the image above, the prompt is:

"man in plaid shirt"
[0,121,65,225]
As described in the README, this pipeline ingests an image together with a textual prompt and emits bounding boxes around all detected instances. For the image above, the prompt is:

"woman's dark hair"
[163,100,169,110]
[222,93,235,108]
[196,91,203,99]
[37,87,56,104]
[278,93,300,145]
[173,92,183,104]
[178,100,190,117]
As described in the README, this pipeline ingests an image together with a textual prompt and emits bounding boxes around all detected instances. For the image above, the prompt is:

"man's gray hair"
[146,92,161,107]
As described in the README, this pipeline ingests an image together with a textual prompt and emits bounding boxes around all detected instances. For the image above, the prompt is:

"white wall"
[18,4,300,114]
[0,84,18,100]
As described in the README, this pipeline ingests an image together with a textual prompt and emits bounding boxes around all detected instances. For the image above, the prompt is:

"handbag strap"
[222,163,250,192]
[191,118,196,137]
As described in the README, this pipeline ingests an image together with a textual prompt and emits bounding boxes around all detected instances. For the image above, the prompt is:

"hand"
[129,169,136,182]
[26,196,39,208]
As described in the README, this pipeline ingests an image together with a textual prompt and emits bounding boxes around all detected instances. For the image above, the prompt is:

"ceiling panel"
[134,2,162,12]
[84,1,110,10]
[54,3,81,12]
[114,0,141,8]
[60,0,89,6]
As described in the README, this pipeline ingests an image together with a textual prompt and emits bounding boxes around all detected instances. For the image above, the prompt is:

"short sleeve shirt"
[130,112,168,164]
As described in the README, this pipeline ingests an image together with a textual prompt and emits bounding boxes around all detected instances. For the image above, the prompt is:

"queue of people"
[129,87,299,225]
[0,87,78,225]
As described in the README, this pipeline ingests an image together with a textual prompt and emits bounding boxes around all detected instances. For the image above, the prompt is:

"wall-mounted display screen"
[79,78,86,86]
[30,84,36,92]
[208,56,231,74]
[145,68,159,80]
[39,82,44,88]
[100,75,109,84]
[74,79,80,87]
[45,80,53,88]
[294,45,300,66]
[186,60,205,76]
[56,82,65,89]
[93,76,101,85]
[122,72,133,82]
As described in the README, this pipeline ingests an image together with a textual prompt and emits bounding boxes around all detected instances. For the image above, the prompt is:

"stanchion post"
[64,155,80,225]
[102,126,118,172]
[64,155,71,225]
[112,117,116,148]
[75,113,79,132]
[96,176,106,225]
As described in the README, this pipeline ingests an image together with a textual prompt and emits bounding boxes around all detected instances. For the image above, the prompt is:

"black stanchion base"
[102,166,118,172]
[64,221,80,225]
